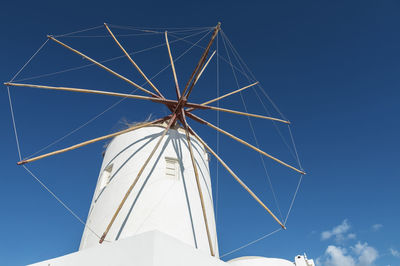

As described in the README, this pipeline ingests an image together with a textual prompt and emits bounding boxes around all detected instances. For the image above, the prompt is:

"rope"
[252,88,297,161]
[8,70,102,240]
[6,39,50,160]
[25,99,128,159]
[220,228,282,258]
[54,25,104,37]
[221,31,298,162]
[221,32,284,221]
[284,174,303,225]
[222,30,301,163]
[288,125,303,169]
[13,29,210,83]
[7,87,22,161]
[221,31,288,121]
[22,165,103,240]
[107,24,212,31]
[24,29,212,159]
[9,39,49,82]
[57,27,209,38]
[58,32,164,38]
[221,30,305,227]
[168,32,251,83]
[283,126,304,225]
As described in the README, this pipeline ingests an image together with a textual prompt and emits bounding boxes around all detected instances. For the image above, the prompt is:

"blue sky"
[1,1,400,265]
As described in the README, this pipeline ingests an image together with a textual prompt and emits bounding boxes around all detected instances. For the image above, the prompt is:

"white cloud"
[390,248,400,258]
[371,224,383,231]
[321,245,356,266]
[352,242,378,266]
[352,242,368,254]
[318,220,379,265]
[348,233,357,240]
[321,219,353,243]
[318,243,378,266]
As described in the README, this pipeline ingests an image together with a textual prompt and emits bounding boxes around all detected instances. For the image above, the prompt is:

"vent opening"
[99,164,113,190]
[165,157,179,179]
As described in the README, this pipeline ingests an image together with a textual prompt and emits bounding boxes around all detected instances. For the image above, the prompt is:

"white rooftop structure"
[30,230,314,266]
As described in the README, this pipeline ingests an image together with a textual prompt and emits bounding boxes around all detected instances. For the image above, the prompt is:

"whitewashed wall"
[228,256,295,266]
[79,124,218,256]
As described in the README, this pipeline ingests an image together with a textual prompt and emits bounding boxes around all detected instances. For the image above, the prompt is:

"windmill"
[5,22,307,262]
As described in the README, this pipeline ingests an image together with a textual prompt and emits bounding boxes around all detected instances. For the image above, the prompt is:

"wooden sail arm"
[187,125,286,229]
[104,23,165,98]
[4,82,217,111]
[201,82,259,106]
[168,25,218,116]
[193,50,216,86]
[185,112,305,175]
[165,31,181,100]
[184,101,290,124]
[47,35,160,98]
[180,111,214,256]
[4,82,178,106]
[99,114,176,243]
[184,23,221,99]
[184,82,259,112]
[17,116,170,165]
[200,105,290,124]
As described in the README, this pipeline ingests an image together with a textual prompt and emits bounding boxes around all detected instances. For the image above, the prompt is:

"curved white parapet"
[228,255,315,266]
[79,123,218,256]
[227,256,294,266]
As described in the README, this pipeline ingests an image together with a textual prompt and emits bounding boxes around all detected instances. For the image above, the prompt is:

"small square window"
[99,164,113,190]
[165,157,179,179]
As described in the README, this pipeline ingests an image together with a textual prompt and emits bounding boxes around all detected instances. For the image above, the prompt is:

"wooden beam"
[182,22,221,98]
[17,117,169,165]
[185,103,290,124]
[184,82,259,113]
[5,82,178,106]
[185,135,215,255]
[165,31,181,100]
[99,115,176,243]
[192,104,290,124]
[201,82,258,106]
[186,113,305,175]
[193,50,216,86]
[187,125,286,229]
[181,111,214,256]
[104,23,164,98]
[47,35,159,98]
[4,82,218,113]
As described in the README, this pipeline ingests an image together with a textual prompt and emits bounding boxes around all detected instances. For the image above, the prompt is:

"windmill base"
[29,230,314,266]
[29,230,225,266]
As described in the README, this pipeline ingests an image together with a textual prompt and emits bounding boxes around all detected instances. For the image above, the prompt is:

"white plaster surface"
[227,256,294,266]
[29,231,313,266]
[30,230,227,266]
[79,124,218,256]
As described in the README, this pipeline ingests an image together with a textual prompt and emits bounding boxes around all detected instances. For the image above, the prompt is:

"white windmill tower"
[79,123,219,255]
[6,22,314,266]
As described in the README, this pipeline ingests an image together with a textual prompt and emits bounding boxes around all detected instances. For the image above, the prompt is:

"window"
[165,157,179,179]
[99,164,113,190]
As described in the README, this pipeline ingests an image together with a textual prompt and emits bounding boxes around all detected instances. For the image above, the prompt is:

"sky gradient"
[1,1,400,265]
